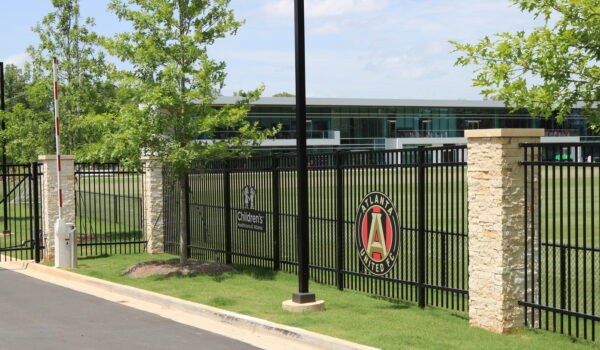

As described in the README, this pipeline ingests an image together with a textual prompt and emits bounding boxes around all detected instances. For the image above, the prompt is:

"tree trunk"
[178,171,189,266]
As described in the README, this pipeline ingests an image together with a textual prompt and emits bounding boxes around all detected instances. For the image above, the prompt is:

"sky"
[0,0,542,100]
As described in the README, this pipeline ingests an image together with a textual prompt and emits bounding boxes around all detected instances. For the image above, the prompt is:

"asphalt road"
[0,267,262,350]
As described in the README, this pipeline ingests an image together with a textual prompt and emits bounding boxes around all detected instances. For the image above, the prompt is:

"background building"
[213,96,590,154]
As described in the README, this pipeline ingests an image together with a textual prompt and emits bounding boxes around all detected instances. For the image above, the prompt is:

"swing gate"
[0,163,43,262]
[75,163,146,256]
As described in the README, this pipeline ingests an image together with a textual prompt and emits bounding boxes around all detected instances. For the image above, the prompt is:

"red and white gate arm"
[52,57,62,220]
[51,57,77,268]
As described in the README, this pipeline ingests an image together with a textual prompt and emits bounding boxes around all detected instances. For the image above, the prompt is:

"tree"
[98,0,277,265]
[452,0,600,128]
[2,65,29,109]
[0,65,41,162]
[0,0,118,163]
[272,92,295,97]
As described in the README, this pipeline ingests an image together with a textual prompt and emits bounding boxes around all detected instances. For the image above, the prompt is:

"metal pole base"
[292,292,316,304]
[282,298,325,312]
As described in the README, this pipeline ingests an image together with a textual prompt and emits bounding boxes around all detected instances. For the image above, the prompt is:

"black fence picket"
[164,146,469,311]
[521,143,600,341]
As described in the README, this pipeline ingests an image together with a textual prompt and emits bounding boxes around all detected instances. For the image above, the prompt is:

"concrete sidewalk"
[0,260,379,350]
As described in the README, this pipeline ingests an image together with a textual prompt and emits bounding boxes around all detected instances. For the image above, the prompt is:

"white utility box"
[54,218,77,268]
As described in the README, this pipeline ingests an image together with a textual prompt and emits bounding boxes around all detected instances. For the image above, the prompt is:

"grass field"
[71,253,600,350]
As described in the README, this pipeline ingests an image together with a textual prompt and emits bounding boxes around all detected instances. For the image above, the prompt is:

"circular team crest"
[355,192,399,276]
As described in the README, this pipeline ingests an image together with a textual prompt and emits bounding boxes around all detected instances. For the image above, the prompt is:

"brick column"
[465,129,542,334]
[39,155,76,262]
[142,157,164,254]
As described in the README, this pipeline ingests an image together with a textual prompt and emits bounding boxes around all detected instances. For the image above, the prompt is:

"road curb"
[4,260,379,350]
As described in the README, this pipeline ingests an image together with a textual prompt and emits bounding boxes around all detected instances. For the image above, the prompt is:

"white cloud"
[264,0,389,18]
[367,55,428,80]
[1,52,28,67]
[212,48,293,66]
[308,22,343,35]
[263,0,290,17]
[220,0,546,99]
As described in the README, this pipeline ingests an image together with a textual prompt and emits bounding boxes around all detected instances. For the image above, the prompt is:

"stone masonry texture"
[466,133,539,334]
[142,158,164,254]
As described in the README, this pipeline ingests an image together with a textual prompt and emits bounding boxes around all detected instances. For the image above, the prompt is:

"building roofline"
[213,96,510,108]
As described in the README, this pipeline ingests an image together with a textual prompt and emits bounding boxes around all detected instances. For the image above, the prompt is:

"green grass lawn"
[71,253,599,350]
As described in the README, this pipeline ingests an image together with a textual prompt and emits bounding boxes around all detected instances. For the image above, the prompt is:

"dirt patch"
[121,259,236,278]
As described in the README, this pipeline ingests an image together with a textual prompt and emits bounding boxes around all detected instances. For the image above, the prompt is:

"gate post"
[31,162,41,263]
[39,155,76,262]
[335,150,344,291]
[272,155,281,271]
[142,157,164,254]
[417,146,426,309]
[223,160,232,265]
[465,129,542,334]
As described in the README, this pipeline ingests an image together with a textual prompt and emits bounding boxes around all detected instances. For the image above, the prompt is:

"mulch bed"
[121,259,236,278]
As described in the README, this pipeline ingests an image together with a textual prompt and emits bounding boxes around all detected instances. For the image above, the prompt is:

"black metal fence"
[0,163,43,262]
[75,163,145,256]
[521,142,600,340]
[164,146,468,310]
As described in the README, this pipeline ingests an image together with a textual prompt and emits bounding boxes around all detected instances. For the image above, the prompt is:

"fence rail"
[164,146,469,311]
[521,142,600,341]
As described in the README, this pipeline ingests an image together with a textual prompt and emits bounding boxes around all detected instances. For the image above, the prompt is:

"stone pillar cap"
[38,155,76,161]
[465,128,544,138]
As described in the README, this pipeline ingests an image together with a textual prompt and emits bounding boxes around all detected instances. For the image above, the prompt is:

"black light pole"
[292,0,315,304]
[0,62,8,234]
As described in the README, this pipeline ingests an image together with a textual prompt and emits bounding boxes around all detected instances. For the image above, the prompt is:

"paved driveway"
[0,267,261,350]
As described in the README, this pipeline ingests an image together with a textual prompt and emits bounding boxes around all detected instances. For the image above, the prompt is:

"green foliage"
[1,0,117,163]
[0,105,52,162]
[89,0,278,174]
[88,0,278,266]
[452,0,600,128]
[2,65,29,109]
[272,92,295,97]
[3,0,273,166]
[28,0,117,155]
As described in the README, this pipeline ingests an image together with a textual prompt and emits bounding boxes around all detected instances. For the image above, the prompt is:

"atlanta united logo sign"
[355,192,399,276]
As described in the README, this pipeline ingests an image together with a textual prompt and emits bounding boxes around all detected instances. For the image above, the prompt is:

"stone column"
[39,155,76,262]
[142,157,164,254]
[465,129,542,334]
